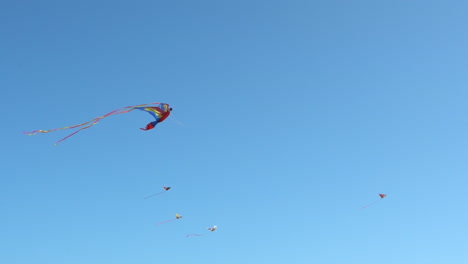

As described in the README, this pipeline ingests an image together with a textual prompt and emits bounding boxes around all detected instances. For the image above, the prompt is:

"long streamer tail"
[24,102,161,145]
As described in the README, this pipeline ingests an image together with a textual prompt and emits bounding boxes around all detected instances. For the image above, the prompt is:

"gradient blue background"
[2,1,468,263]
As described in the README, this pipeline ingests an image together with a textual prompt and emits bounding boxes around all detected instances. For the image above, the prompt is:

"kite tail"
[24,102,161,144]
[185,234,203,238]
[24,107,126,135]
[155,219,176,226]
[144,191,165,199]
[53,117,107,145]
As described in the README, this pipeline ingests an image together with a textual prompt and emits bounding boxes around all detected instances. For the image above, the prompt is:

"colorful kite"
[144,186,171,199]
[24,102,172,145]
[156,213,182,226]
[186,226,218,238]
[361,193,387,209]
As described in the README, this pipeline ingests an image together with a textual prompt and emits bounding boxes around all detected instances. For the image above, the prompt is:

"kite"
[24,102,172,145]
[186,226,218,238]
[144,186,171,199]
[361,193,387,209]
[156,213,182,226]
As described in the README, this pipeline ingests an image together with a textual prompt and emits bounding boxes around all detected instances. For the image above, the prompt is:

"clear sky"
[2,1,468,263]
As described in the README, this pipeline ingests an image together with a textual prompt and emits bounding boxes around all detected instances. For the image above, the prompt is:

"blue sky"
[1,1,468,263]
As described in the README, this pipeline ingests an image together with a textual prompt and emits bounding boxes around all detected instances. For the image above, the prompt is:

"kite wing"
[135,104,172,131]
[379,194,387,199]
[135,104,171,122]
[176,213,182,219]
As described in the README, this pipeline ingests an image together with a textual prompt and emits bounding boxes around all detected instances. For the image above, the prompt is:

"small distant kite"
[144,186,171,199]
[24,102,172,145]
[361,193,387,209]
[156,213,182,226]
[186,226,218,238]
[208,225,218,232]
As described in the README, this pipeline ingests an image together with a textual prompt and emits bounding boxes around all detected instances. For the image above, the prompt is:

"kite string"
[144,191,165,199]
[360,199,381,209]
[169,113,184,126]
[155,219,176,226]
